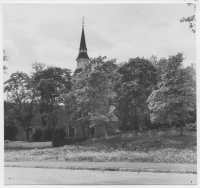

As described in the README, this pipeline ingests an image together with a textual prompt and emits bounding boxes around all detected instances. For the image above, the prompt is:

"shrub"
[32,128,43,141]
[186,122,197,131]
[62,137,87,145]
[4,118,18,141]
[42,126,53,141]
[52,126,67,147]
[119,125,132,131]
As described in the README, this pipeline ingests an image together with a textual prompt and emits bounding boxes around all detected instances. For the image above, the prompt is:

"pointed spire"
[76,17,89,60]
[79,27,87,52]
[82,16,84,29]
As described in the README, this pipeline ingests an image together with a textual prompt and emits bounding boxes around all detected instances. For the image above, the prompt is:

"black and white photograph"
[3,0,197,185]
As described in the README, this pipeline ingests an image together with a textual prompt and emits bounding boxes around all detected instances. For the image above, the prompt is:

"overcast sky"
[3,2,196,81]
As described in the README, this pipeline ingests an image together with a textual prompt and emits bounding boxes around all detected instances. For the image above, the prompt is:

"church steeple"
[79,28,87,53]
[76,17,89,69]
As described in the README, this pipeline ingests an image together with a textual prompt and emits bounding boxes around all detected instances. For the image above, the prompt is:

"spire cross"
[82,16,84,28]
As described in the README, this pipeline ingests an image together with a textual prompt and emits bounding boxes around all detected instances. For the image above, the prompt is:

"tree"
[149,55,168,83]
[70,56,119,139]
[116,57,157,131]
[68,66,94,139]
[180,1,196,33]
[31,61,46,74]
[65,90,90,139]
[86,56,119,139]
[33,66,72,132]
[147,53,196,136]
[4,72,38,141]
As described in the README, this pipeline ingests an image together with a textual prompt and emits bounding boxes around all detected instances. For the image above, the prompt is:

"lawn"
[4,127,197,163]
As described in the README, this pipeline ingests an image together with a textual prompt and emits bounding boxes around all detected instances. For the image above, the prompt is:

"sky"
[3,2,196,81]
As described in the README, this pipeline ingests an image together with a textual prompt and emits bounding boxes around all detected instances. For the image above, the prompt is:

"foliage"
[4,71,38,141]
[42,126,53,141]
[31,61,46,74]
[65,56,119,139]
[52,126,67,147]
[147,53,196,136]
[87,56,119,139]
[4,117,18,141]
[33,66,72,130]
[62,137,87,145]
[3,50,9,73]
[31,127,43,141]
[4,127,196,163]
[180,1,196,33]
[149,55,168,83]
[186,122,196,131]
[66,68,91,138]
[4,146,196,163]
[116,57,157,131]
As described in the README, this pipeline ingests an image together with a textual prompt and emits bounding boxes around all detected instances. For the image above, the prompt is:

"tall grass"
[5,145,196,163]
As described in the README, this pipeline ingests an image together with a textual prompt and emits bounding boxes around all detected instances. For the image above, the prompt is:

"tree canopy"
[147,53,196,135]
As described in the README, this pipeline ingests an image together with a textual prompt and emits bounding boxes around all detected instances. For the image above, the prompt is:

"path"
[5,161,197,174]
[5,167,197,185]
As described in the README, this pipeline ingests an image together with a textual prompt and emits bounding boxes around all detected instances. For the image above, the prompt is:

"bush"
[32,128,43,141]
[52,126,67,147]
[42,126,53,141]
[4,118,18,141]
[149,122,171,130]
[62,137,87,145]
[119,125,132,131]
[186,122,197,131]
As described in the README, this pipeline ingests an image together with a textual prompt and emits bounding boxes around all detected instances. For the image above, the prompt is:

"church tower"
[76,17,89,69]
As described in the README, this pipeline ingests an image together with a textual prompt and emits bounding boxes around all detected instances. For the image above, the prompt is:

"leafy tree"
[149,55,168,83]
[4,72,38,141]
[180,1,196,33]
[64,92,79,136]
[65,56,118,140]
[86,56,119,139]
[116,57,157,131]
[147,53,196,136]
[31,61,46,74]
[66,68,93,139]
[33,66,71,131]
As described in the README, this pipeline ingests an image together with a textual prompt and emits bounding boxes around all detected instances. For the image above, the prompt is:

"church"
[76,17,90,70]
[15,19,105,141]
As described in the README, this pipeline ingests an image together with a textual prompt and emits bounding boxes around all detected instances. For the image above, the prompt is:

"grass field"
[4,127,197,163]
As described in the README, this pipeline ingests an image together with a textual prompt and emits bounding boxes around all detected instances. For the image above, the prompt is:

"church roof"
[76,52,89,60]
[76,27,89,60]
[79,28,87,52]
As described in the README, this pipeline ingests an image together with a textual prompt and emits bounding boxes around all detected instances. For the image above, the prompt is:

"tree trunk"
[134,108,138,130]
[139,124,142,132]
[122,118,126,130]
[81,124,86,139]
[104,124,109,140]
[41,116,46,127]
[180,121,183,136]
[87,124,91,138]
[25,129,30,141]
[138,119,143,133]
